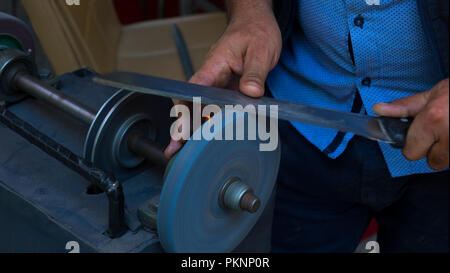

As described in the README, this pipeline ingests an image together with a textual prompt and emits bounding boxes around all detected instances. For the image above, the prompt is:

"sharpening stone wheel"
[83,89,172,180]
[158,111,281,253]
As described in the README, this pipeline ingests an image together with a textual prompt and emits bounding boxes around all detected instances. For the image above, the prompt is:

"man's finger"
[402,112,437,161]
[427,140,450,170]
[240,45,274,97]
[164,139,184,159]
[189,48,235,88]
[373,91,430,117]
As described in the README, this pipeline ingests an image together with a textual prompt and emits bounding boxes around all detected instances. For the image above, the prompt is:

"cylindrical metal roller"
[13,71,97,124]
[82,88,172,180]
[128,132,169,166]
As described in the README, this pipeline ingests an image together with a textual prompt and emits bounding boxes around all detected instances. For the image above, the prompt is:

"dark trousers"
[271,119,449,253]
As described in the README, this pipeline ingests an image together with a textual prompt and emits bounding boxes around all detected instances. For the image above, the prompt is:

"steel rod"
[13,72,97,124]
[128,132,169,166]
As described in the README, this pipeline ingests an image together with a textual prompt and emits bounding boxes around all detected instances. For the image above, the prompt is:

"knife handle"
[378,117,414,149]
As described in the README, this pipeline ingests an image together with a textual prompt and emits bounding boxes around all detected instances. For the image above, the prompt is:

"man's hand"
[374,78,449,170]
[164,0,282,159]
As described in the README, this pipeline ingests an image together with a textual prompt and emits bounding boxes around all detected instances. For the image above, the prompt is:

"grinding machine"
[0,12,280,253]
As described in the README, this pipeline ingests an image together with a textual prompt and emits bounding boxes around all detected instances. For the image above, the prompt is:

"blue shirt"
[267,0,442,177]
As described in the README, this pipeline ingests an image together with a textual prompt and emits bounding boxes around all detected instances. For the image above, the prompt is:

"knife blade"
[92,71,412,148]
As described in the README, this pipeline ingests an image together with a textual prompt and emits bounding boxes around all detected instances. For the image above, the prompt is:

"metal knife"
[93,71,412,148]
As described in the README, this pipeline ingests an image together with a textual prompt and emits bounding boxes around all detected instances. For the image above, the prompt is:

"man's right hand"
[164,0,282,159]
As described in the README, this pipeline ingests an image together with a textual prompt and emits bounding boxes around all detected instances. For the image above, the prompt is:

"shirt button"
[354,15,364,28]
[362,77,372,87]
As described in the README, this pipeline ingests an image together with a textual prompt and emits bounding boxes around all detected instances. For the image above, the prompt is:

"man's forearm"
[225,0,273,22]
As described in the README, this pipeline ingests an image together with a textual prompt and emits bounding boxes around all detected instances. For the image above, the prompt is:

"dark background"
[113,0,226,25]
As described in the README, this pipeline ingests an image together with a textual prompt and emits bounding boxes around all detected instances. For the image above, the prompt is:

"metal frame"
[0,102,128,238]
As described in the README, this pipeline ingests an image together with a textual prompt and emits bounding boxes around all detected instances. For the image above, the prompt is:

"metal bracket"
[0,102,128,238]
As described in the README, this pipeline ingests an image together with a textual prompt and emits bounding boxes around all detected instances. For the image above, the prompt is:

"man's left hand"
[374,78,449,170]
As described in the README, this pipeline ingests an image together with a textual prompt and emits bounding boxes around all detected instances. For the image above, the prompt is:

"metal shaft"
[12,71,167,166]
[128,132,169,166]
[240,192,260,213]
[220,178,261,214]
[13,72,97,124]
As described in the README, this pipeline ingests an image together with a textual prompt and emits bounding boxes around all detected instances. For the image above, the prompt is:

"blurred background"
[113,0,225,24]
[0,0,226,25]
[0,0,227,81]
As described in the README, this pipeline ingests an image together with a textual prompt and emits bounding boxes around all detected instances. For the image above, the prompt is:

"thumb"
[373,91,430,117]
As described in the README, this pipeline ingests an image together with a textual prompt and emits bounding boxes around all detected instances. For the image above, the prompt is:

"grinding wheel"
[83,89,173,180]
[158,111,281,253]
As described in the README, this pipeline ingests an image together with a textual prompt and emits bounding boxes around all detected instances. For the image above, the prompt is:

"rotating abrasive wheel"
[83,89,173,180]
[158,111,281,253]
